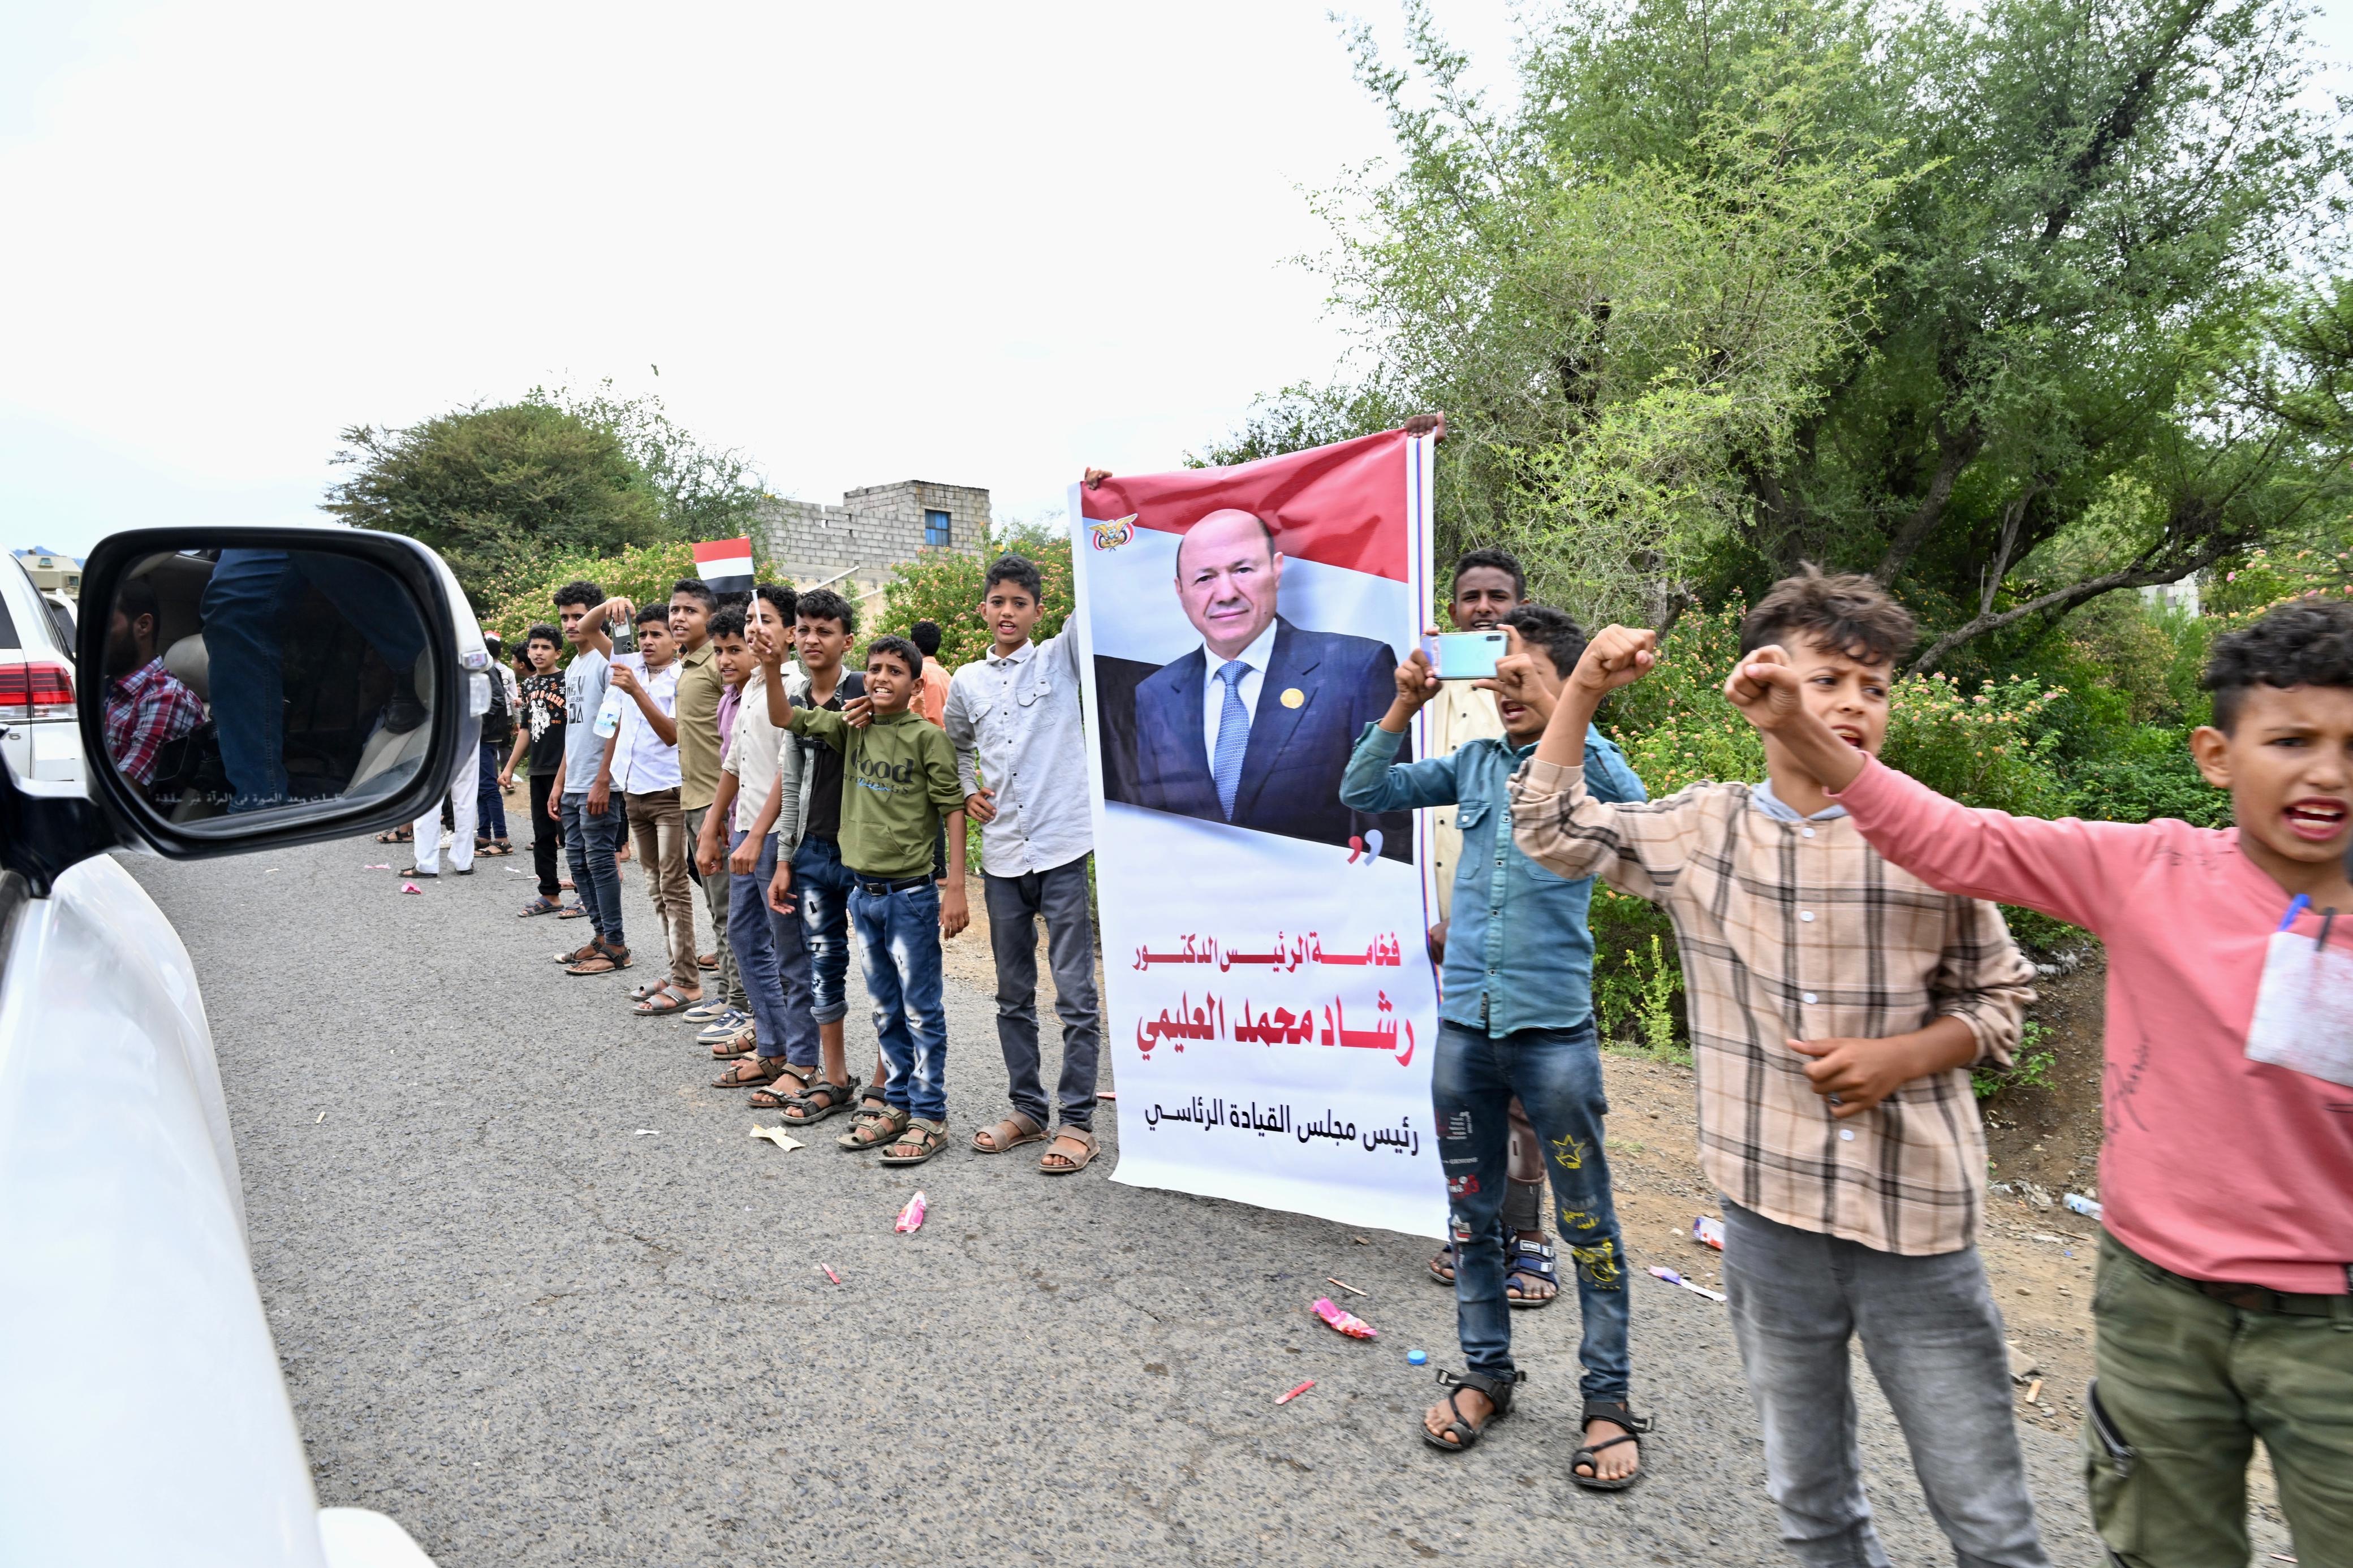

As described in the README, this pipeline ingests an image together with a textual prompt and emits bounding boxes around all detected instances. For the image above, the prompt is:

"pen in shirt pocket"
[2277,893,2311,932]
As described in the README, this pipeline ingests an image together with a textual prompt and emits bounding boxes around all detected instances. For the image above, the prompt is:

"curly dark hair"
[2203,597,2353,731]
[910,620,942,656]
[1740,563,1917,663]
[796,586,856,634]
[1501,604,1587,681]
[670,577,717,611]
[524,621,562,650]
[1451,547,1527,599]
[867,633,923,681]
[985,553,1045,602]
[553,580,604,611]
[752,582,798,627]
[708,606,747,641]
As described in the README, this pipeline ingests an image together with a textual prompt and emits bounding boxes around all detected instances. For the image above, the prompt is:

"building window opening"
[924,508,951,548]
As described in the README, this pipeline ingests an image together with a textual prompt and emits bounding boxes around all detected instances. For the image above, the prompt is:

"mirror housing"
[72,527,483,865]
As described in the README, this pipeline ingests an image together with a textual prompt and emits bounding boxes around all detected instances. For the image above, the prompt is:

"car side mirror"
[74,529,484,859]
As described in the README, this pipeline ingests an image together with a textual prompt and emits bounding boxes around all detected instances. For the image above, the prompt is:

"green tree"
[324,402,672,605]
[524,380,771,543]
[1270,0,2353,652]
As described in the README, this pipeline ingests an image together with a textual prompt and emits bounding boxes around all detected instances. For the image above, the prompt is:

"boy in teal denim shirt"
[1339,606,1651,1486]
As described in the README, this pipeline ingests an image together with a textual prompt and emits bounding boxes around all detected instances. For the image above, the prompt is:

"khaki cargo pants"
[2083,1231,2353,1567]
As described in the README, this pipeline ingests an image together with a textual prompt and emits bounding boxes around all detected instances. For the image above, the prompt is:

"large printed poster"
[1069,430,1445,1237]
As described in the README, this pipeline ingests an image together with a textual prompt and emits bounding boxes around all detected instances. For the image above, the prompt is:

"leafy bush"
[476,539,740,650]
[2062,729,2231,828]
[1880,672,2067,818]
[1973,1020,2057,1100]
[878,529,1074,674]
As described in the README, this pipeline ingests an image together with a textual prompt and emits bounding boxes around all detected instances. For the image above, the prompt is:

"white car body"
[0,553,85,789]
[0,529,484,1568]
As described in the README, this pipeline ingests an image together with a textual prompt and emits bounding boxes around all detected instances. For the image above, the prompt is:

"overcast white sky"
[3,1,2348,561]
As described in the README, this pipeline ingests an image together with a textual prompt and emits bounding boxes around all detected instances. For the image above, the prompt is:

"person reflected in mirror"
[553,581,632,974]
[101,573,205,806]
[503,623,575,918]
[200,549,428,811]
[609,605,699,1012]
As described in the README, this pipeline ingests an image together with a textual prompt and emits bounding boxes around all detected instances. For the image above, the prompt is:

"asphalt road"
[134,833,2107,1566]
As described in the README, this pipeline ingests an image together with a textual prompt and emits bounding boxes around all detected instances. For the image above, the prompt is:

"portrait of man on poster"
[1117,507,1404,855]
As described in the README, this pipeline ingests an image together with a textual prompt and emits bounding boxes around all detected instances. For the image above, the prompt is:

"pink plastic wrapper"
[1312,1296,1377,1339]
[400,882,423,895]
[894,1190,928,1233]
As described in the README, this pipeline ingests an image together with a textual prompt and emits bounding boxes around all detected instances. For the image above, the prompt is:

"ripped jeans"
[1431,1018,1630,1401]
[850,874,948,1124]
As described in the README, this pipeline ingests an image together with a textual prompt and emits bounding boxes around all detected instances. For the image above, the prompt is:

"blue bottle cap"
[1406,1349,1428,1366]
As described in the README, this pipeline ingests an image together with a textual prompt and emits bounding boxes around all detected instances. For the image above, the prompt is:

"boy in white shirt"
[606,605,696,1012]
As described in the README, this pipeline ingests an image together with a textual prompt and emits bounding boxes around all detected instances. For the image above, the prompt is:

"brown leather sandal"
[1039,1126,1098,1174]
[836,1103,909,1150]
[712,1055,807,1090]
[971,1112,1046,1154]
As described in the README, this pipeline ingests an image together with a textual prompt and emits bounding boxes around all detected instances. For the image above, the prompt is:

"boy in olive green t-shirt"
[781,636,969,1164]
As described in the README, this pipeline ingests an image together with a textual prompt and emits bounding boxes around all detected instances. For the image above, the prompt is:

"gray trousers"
[683,805,744,1012]
[1721,1202,2050,1568]
[982,856,1101,1130]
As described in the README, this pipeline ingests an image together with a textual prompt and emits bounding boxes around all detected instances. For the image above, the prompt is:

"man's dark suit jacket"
[1129,617,1406,854]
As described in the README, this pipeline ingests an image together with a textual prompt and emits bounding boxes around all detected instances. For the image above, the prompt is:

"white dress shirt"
[944,631,1093,877]
[1201,619,1279,765]
[608,654,681,793]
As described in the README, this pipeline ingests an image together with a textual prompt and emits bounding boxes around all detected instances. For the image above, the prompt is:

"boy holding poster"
[945,554,1103,1176]
[1505,569,2046,1563]
[779,636,971,1165]
[1337,605,1653,1486]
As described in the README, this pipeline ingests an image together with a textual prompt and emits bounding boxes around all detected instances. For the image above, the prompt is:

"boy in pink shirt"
[1728,598,2353,1568]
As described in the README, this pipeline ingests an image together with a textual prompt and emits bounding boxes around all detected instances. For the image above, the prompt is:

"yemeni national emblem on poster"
[1069,430,1445,1236]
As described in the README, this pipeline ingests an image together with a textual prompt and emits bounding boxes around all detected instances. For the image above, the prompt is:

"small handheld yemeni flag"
[692,537,755,595]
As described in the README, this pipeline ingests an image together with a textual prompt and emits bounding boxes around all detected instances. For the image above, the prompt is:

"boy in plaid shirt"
[1502,568,2046,1568]
[101,574,204,802]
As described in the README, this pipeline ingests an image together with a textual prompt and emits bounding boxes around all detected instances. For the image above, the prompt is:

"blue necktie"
[1212,659,1252,820]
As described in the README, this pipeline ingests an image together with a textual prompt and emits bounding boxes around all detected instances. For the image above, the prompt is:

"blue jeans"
[476,740,507,839]
[1431,1018,1630,1401]
[560,792,627,945]
[728,830,817,1068]
[202,548,428,811]
[792,835,857,1026]
[850,876,947,1123]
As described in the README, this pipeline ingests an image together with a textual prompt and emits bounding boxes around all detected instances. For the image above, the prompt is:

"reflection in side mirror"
[98,548,441,831]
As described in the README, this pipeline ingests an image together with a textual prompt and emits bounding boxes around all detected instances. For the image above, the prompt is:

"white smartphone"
[1424,630,1508,681]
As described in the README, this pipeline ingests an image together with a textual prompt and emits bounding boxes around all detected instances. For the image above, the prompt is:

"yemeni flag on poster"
[1067,429,1446,1238]
[693,537,755,594]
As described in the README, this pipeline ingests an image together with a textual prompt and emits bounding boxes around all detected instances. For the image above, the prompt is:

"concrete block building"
[755,480,991,608]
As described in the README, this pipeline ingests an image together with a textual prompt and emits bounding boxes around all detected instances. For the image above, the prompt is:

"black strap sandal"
[775,1079,857,1124]
[1570,1398,1652,1491]
[1421,1367,1523,1454]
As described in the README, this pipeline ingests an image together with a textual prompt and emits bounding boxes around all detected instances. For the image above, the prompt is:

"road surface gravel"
[133,835,2106,1566]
